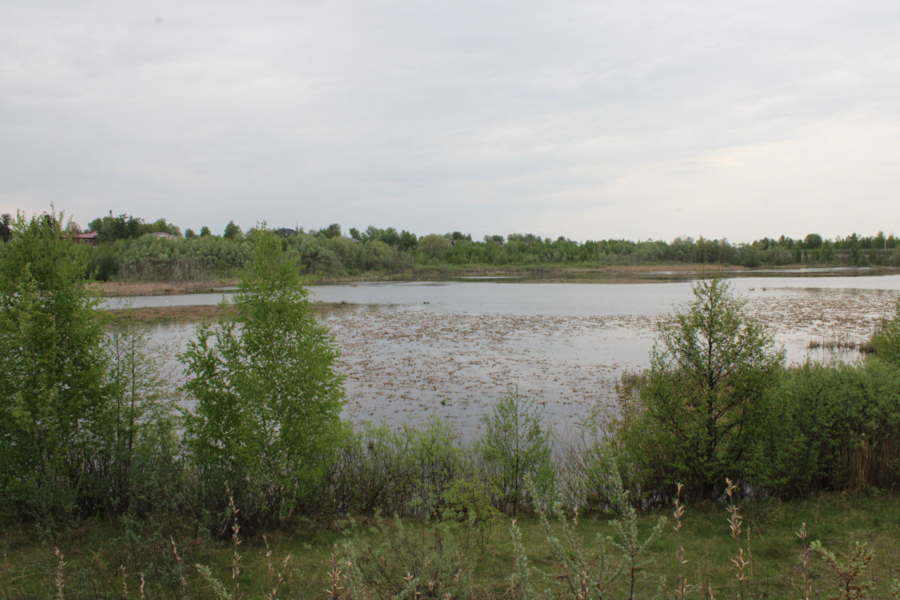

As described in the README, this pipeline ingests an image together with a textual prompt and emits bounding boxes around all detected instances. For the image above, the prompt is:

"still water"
[124,273,900,436]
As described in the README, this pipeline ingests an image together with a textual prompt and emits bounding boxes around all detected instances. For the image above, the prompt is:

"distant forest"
[16,211,899,281]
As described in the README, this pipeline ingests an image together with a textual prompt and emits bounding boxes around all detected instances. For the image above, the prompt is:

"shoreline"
[106,301,358,322]
[90,263,897,298]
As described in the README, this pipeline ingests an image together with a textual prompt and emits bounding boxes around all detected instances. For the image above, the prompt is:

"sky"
[1,0,899,243]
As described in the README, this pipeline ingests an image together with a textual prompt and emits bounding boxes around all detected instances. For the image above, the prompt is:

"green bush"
[340,515,475,599]
[776,360,900,493]
[320,417,470,518]
[870,299,900,368]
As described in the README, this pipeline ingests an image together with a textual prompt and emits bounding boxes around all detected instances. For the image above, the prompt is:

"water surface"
[123,274,900,436]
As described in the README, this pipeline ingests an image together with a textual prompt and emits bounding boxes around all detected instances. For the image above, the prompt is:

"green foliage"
[803,233,824,249]
[417,233,452,260]
[776,360,900,493]
[340,515,474,599]
[621,277,785,500]
[116,234,252,281]
[68,215,900,280]
[480,393,555,513]
[870,300,900,368]
[223,220,243,240]
[530,482,665,600]
[810,540,873,600]
[182,228,346,526]
[568,411,643,512]
[441,477,501,549]
[321,418,469,517]
[101,317,182,517]
[88,213,143,242]
[87,213,180,243]
[0,210,111,520]
[0,213,11,243]
[319,222,342,239]
[86,240,121,281]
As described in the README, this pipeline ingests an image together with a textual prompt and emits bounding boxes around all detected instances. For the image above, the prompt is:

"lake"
[118,271,900,436]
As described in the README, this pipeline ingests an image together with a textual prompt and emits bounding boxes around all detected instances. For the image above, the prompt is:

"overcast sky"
[1,1,898,242]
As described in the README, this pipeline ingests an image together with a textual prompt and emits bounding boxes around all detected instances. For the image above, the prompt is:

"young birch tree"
[182,228,346,525]
[0,210,110,519]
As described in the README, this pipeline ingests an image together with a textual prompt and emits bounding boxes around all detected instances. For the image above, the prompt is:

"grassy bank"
[4,492,900,598]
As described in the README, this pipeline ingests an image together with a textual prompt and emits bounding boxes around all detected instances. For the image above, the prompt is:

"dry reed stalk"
[227,485,242,584]
[169,536,188,598]
[797,522,812,600]
[725,479,749,599]
[54,548,65,600]
[326,545,345,599]
[263,536,284,600]
[673,483,690,599]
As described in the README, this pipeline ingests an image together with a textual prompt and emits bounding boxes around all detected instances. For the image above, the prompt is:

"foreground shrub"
[480,393,556,513]
[613,277,785,502]
[319,417,470,517]
[776,359,900,493]
[0,211,111,522]
[339,515,475,599]
[182,229,347,529]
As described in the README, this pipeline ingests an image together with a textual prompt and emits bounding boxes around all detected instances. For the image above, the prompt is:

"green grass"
[4,492,900,598]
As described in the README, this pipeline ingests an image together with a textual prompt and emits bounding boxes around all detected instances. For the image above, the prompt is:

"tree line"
[41,212,900,281]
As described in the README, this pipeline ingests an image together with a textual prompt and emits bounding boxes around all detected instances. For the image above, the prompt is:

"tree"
[0,210,110,519]
[0,213,10,242]
[102,315,181,516]
[182,227,346,524]
[418,234,452,259]
[319,223,342,239]
[88,213,144,242]
[627,277,784,499]
[479,393,554,513]
[398,229,418,250]
[223,220,243,240]
[199,226,212,237]
[803,233,823,249]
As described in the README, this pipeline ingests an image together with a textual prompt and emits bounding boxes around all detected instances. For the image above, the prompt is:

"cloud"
[1,0,898,241]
